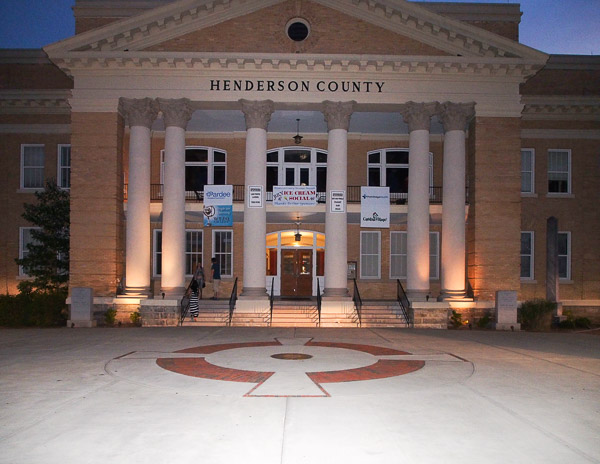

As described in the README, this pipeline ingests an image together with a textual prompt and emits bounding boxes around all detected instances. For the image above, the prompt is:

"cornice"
[0,90,72,114]
[522,96,600,121]
[48,51,543,80]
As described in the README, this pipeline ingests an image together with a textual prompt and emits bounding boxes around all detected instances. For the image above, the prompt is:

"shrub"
[0,290,68,327]
[477,314,492,329]
[519,299,555,331]
[450,310,463,329]
[129,311,142,327]
[558,310,592,330]
[104,308,117,326]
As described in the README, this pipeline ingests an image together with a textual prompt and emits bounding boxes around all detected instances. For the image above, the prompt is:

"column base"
[324,287,349,298]
[160,286,186,299]
[124,286,151,298]
[437,289,466,301]
[406,289,430,302]
[241,287,268,298]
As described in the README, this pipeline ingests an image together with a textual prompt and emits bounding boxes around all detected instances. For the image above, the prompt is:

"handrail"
[396,279,412,327]
[228,277,238,326]
[179,279,195,326]
[316,278,322,327]
[352,278,362,327]
[269,277,275,326]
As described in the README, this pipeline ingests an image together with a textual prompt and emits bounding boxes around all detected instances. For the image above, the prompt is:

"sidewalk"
[1,327,599,464]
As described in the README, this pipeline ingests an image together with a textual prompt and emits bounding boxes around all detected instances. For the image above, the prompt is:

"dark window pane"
[558,233,568,254]
[317,167,327,192]
[213,151,226,162]
[368,167,380,186]
[368,152,380,164]
[558,256,568,279]
[285,168,295,185]
[185,148,208,163]
[386,150,409,164]
[267,151,278,163]
[548,179,568,193]
[386,167,409,193]
[521,233,531,254]
[284,149,311,163]
[520,256,531,278]
[267,166,278,192]
[317,151,327,163]
[186,166,208,191]
[213,166,226,185]
[299,168,309,185]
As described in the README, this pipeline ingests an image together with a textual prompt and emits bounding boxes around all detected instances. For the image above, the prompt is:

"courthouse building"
[1,0,599,326]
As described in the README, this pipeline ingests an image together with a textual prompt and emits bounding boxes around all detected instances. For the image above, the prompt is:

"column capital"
[400,102,437,132]
[119,97,159,128]
[239,99,274,130]
[437,102,475,132]
[157,98,194,129]
[322,100,356,131]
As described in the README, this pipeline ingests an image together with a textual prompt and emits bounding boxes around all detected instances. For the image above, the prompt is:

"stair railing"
[316,278,322,327]
[269,277,275,326]
[228,277,238,326]
[352,278,362,327]
[396,279,412,327]
[179,279,195,326]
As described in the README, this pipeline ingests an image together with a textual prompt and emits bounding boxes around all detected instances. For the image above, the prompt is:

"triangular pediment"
[45,0,547,61]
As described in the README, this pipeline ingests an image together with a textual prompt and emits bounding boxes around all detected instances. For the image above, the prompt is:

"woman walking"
[188,279,200,321]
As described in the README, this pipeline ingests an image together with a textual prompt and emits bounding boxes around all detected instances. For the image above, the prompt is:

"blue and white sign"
[360,187,390,228]
[204,185,233,226]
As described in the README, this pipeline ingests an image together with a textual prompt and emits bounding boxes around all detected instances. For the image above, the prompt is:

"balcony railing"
[124,184,467,204]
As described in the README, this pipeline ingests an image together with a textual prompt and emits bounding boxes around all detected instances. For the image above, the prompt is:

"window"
[266,147,327,195]
[58,145,71,189]
[19,227,40,276]
[368,148,433,201]
[390,231,439,280]
[521,149,535,193]
[21,144,45,189]
[160,146,226,193]
[548,149,570,194]
[213,230,233,278]
[558,232,571,280]
[360,231,380,279]
[153,229,203,276]
[520,232,534,279]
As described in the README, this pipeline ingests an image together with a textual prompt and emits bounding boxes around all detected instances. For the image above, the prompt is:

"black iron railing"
[179,279,194,326]
[124,184,468,205]
[396,279,412,327]
[228,277,238,326]
[352,278,362,327]
[269,277,275,327]
[316,278,322,327]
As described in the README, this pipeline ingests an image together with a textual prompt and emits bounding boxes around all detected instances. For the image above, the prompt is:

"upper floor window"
[21,144,45,189]
[521,149,535,194]
[160,146,226,192]
[266,147,327,192]
[548,149,571,194]
[58,144,71,190]
[368,148,433,199]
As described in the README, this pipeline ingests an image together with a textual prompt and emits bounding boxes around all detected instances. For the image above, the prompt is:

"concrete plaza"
[1,327,599,464]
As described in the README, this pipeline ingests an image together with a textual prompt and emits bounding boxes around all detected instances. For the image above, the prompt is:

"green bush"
[450,310,463,329]
[0,290,68,327]
[519,299,556,331]
[104,308,117,326]
[476,314,492,329]
[558,310,591,329]
[129,310,141,327]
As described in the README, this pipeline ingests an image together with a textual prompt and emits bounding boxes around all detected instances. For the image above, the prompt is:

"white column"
[240,99,274,297]
[438,102,475,300]
[400,102,436,301]
[120,98,158,295]
[158,98,194,296]
[322,101,355,297]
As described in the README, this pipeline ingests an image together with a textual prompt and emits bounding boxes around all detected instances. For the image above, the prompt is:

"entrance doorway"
[281,249,312,297]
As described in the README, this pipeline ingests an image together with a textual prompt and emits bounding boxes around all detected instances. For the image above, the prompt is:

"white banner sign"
[330,190,345,213]
[203,185,232,206]
[248,185,263,208]
[272,186,317,206]
[361,187,390,228]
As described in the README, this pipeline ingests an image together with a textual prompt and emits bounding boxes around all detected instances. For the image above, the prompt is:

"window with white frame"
[58,144,71,189]
[160,146,226,193]
[520,231,534,279]
[266,147,327,193]
[360,231,381,279]
[548,149,571,194]
[19,227,40,276]
[521,149,535,193]
[390,231,439,280]
[153,229,203,276]
[212,230,233,278]
[21,144,45,189]
[368,148,433,200]
[558,231,571,280]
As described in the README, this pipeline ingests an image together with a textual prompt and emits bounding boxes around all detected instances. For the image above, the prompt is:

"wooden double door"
[280,249,312,297]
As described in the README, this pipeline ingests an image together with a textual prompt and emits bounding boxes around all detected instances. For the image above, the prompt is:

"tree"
[16,180,70,293]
